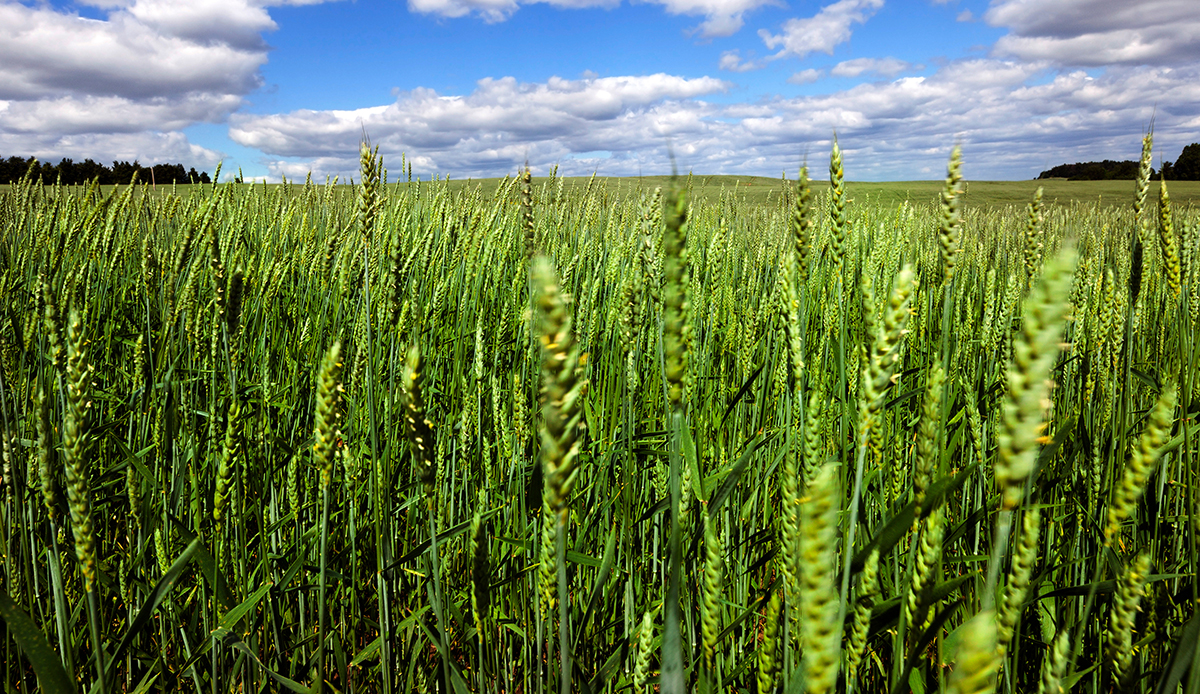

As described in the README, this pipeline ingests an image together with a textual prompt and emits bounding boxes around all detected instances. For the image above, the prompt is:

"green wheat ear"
[1129,132,1153,305]
[907,504,945,630]
[847,547,880,687]
[1024,186,1045,289]
[829,139,848,275]
[862,265,915,458]
[1158,178,1181,299]
[35,383,58,521]
[1106,382,1176,543]
[357,141,382,240]
[531,255,585,514]
[792,165,814,286]
[803,388,824,481]
[314,342,343,490]
[700,507,723,670]
[913,360,945,517]
[998,508,1040,657]
[947,610,1000,694]
[633,610,655,694]
[662,181,690,412]
[213,397,242,523]
[800,460,841,694]
[521,165,536,261]
[469,493,491,637]
[997,244,1077,511]
[1107,552,1152,685]
[538,495,556,615]
[1039,628,1072,694]
[757,589,783,694]
[938,145,964,284]
[154,525,170,575]
[402,344,436,499]
[63,307,96,590]
[42,276,65,379]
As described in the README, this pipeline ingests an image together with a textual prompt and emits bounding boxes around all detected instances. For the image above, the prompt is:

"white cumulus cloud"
[759,0,884,59]
[787,68,823,84]
[830,57,914,78]
[986,0,1200,66]
[230,73,731,178]
[653,0,784,37]
[0,128,223,169]
[0,0,338,167]
[719,50,765,72]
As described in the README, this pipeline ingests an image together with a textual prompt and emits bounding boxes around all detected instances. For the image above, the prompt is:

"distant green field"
[7,175,1199,208]
[492,175,1200,208]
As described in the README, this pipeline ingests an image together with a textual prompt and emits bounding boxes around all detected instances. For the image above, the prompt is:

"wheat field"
[1,135,1198,694]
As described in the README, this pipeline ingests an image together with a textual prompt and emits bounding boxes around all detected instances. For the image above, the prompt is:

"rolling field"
[8,177,1200,210]
[423,176,1200,210]
[1,136,1199,694]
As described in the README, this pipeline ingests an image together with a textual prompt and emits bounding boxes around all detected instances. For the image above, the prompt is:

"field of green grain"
[1,136,1198,694]
[424,176,1200,210]
[9,175,1200,211]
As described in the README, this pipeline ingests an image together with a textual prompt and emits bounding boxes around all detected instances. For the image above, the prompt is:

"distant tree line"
[1038,143,1200,181]
[1037,159,1146,180]
[1161,143,1200,181]
[0,156,212,185]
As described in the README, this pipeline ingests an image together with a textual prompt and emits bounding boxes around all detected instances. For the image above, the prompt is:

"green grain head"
[997,245,1077,510]
[998,508,1041,657]
[800,461,841,694]
[793,165,814,286]
[946,610,1000,694]
[662,182,691,412]
[63,307,96,590]
[1107,551,1152,685]
[757,589,783,694]
[938,145,964,284]
[403,345,437,499]
[531,256,585,514]
[1158,178,1181,299]
[829,140,847,274]
[314,342,343,490]
[1105,383,1176,543]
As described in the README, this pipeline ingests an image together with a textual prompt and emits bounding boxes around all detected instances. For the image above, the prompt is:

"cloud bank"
[986,0,1200,66]
[230,61,1200,181]
[0,0,335,167]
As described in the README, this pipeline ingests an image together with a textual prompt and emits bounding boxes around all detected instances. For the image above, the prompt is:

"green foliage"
[1171,142,1200,181]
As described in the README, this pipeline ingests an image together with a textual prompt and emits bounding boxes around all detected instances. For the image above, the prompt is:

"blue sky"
[2,0,1198,181]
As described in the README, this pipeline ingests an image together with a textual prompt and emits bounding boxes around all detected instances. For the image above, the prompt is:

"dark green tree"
[1173,143,1200,181]
[1,155,210,185]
